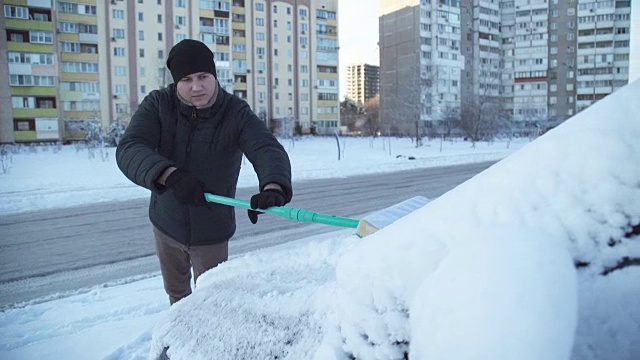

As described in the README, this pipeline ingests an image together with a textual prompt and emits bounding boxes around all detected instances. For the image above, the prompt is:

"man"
[116,39,292,305]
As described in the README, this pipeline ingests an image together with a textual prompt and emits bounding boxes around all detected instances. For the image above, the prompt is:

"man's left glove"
[165,168,208,207]
[248,188,287,224]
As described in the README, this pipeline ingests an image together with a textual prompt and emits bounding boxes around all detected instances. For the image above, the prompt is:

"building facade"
[378,0,632,134]
[345,63,379,108]
[0,0,340,143]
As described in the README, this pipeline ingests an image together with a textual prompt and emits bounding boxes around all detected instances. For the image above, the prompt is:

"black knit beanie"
[166,39,217,83]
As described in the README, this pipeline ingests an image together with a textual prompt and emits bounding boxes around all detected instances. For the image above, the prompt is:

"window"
[112,9,124,19]
[157,14,162,23]
[115,84,127,94]
[138,12,144,21]
[9,33,25,42]
[12,97,35,108]
[30,31,53,44]
[113,28,125,39]
[158,32,163,41]
[60,42,80,53]
[139,49,145,58]
[113,47,125,56]
[62,61,98,73]
[138,31,144,40]
[176,0,186,7]
[4,5,29,19]
[62,81,100,93]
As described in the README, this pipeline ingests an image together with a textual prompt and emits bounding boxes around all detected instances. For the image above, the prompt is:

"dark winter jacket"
[116,83,292,246]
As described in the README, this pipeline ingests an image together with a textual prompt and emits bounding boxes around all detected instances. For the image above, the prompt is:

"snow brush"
[204,193,430,238]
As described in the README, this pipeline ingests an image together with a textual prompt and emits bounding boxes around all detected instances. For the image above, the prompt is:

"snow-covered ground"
[0,132,525,216]
[0,82,638,359]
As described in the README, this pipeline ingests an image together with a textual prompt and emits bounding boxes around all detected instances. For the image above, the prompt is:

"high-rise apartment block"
[379,0,632,134]
[345,63,379,107]
[0,0,340,143]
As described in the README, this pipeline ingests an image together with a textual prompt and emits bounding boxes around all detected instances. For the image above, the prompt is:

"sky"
[0,81,638,359]
[338,0,380,99]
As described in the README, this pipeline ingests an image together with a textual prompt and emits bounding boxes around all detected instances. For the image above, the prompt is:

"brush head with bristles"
[356,196,431,238]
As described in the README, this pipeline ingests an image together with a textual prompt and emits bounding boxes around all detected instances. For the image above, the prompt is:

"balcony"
[13,108,58,118]
[11,87,56,97]
[14,131,38,142]
[5,18,53,31]
[200,25,229,35]
[7,39,54,54]
[78,33,98,43]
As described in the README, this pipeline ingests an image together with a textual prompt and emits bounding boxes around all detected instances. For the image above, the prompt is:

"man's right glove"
[248,188,287,224]
[165,168,207,207]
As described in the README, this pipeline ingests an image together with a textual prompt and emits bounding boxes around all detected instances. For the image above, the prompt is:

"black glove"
[165,168,207,207]
[248,188,287,224]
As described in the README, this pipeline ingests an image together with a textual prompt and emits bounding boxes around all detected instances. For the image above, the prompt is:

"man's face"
[176,72,217,108]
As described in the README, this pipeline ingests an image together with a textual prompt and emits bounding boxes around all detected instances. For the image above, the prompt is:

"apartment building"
[575,0,631,113]
[379,0,465,135]
[378,0,632,132]
[2,0,58,143]
[0,0,339,143]
[345,63,379,108]
[462,0,502,119]
[512,0,550,122]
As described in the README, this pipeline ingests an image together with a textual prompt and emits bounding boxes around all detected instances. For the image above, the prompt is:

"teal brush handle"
[204,193,359,229]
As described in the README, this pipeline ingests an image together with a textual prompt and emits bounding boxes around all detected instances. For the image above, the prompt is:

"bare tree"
[460,65,509,145]
[340,98,360,133]
[382,60,424,138]
[0,145,14,174]
[362,96,380,137]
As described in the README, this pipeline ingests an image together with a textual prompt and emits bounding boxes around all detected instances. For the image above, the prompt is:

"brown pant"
[153,226,228,305]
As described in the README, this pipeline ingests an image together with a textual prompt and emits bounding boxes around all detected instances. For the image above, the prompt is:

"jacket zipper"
[186,106,198,248]
[186,107,197,159]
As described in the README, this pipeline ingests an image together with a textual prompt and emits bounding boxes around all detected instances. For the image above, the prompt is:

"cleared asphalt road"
[0,161,494,308]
